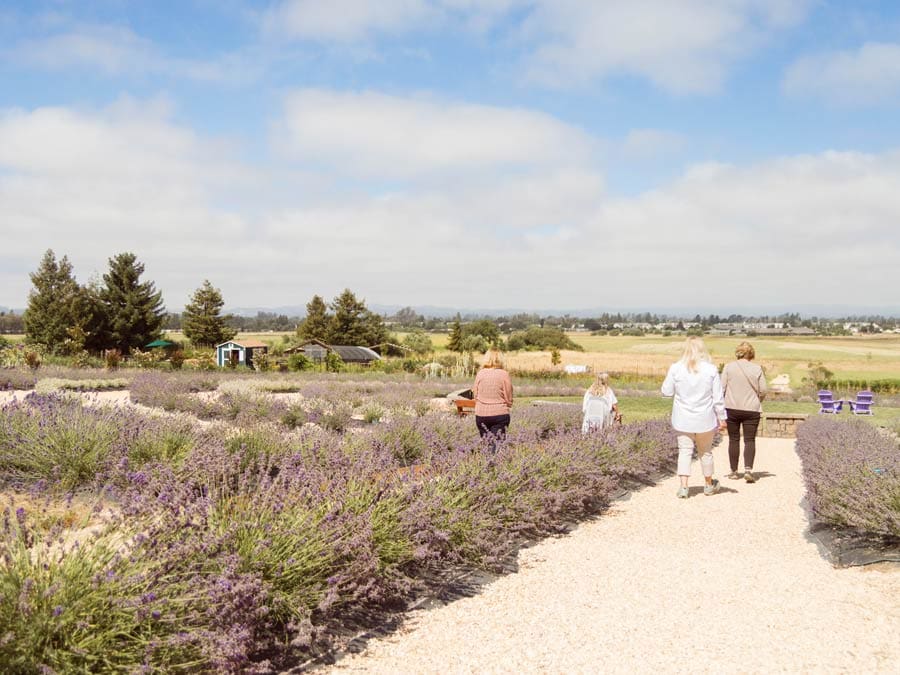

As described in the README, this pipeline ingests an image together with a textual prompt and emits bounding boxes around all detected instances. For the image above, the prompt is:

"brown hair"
[735,341,755,360]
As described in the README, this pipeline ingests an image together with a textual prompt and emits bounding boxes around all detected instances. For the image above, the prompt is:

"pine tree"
[182,280,235,347]
[447,314,463,352]
[328,289,386,346]
[99,252,166,353]
[297,295,331,342]
[24,249,85,353]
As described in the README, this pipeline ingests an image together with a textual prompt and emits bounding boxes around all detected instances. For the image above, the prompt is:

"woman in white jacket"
[661,337,727,498]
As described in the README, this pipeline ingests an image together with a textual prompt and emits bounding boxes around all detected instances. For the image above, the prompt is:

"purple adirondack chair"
[818,399,843,414]
[817,390,833,403]
[849,391,874,415]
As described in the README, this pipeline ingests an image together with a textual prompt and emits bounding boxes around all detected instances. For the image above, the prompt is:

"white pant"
[676,430,715,477]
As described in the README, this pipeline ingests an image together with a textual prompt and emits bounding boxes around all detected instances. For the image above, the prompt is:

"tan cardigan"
[721,359,767,412]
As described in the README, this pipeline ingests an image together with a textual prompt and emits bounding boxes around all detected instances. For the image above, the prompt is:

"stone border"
[759,412,808,438]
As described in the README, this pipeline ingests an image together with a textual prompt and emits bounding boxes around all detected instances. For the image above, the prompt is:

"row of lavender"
[795,417,899,537]
[1,380,676,672]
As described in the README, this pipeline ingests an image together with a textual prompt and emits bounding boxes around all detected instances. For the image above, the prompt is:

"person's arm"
[757,367,768,401]
[609,389,621,421]
[582,391,591,414]
[661,365,676,397]
[720,364,730,394]
[503,371,513,408]
[473,370,482,400]
[712,371,727,430]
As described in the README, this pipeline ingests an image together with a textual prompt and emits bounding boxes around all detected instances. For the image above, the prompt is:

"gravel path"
[329,438,900,674]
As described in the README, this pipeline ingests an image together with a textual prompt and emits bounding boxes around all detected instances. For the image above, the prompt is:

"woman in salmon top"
[472,348,513,446]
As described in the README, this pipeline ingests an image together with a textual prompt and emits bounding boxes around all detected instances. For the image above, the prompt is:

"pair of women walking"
[662,337,766,498]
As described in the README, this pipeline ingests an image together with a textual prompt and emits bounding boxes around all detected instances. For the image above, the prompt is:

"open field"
[560,333,900,385]
[396,332,900,387]
[8,330,900,389]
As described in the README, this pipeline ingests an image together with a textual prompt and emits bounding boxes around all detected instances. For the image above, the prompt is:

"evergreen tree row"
[296,289,387,347]
[25,250,167,355]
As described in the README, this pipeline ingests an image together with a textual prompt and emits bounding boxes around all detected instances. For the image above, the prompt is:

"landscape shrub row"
[795,417,899,537]
[1,391,676,672]
[815,378,900,394]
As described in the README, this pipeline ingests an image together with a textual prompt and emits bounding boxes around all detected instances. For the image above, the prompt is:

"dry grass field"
[408,332,900,386]
[7,330,900,388]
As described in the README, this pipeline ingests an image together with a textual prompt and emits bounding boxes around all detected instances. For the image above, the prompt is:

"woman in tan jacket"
[720,341,767,483]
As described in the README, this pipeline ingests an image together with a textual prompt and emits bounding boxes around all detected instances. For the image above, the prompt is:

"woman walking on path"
[581,372,621,433]
[721,341,767,483]
[662,336,727,498]
[473,349,513,448]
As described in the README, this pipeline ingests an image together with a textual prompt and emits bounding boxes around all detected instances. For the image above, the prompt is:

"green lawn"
[521,394,900,427]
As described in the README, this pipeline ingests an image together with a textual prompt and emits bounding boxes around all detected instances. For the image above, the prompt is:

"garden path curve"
[328,438,900,674]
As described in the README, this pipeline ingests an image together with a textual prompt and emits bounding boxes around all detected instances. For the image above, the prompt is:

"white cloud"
[12,24,157,75]
[519,0,812,93]
[783,42,900,104]
[262,0,434,42]
[9,22,262,83]
[276,89,596,178]
[262,0,811,94]
[3,99,899,312]
[0,100,259,308]
[621,129,687,160]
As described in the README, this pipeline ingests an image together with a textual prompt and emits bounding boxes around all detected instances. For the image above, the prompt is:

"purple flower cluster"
[2,375,677,671]
[795,417,899,536]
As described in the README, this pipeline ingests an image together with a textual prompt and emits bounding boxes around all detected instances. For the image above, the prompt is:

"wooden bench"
[454,398,476,415]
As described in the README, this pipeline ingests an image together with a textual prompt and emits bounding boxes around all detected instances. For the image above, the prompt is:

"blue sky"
[2,0,899,314]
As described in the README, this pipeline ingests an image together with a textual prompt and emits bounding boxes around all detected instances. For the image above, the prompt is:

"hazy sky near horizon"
[2,0,900,313]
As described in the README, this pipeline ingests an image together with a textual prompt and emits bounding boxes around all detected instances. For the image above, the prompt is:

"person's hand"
[718,420,728,432]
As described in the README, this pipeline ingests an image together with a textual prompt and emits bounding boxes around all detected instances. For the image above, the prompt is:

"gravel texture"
[329,438,900,674]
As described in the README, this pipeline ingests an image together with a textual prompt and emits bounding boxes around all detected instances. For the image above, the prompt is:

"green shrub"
[281,403,309,429]
[104,349,122,370]
[320,402,353,432]
[168,350,186,370]
[128,424,196,467]
[287,353,313,372]
[362,403,385,423]
[324,351,344,373]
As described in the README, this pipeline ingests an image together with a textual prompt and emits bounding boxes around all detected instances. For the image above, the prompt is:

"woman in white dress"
[582,372,620,433]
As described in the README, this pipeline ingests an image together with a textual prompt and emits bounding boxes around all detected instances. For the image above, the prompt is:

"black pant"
[475,414,510,449]
[725,408,761,472]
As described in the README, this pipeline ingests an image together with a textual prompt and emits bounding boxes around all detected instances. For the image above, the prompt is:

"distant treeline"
[4,307,899,335]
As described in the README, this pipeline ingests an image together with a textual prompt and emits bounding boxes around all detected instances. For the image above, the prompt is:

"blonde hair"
[680,336,711,373]
[482,348,505,369]
[588,372,609,397]
[735,341,755,360]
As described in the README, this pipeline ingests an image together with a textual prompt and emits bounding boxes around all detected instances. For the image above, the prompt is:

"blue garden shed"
[215,339,269,368]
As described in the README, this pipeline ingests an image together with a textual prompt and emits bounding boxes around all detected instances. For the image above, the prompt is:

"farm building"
[215,339,269,368]
[287,339,381,365]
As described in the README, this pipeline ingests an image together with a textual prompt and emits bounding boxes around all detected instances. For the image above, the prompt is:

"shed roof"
[331,345,381,362]
[216,339,269,349]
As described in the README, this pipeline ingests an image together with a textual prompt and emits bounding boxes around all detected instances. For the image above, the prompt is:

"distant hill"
[223,303,900,320]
